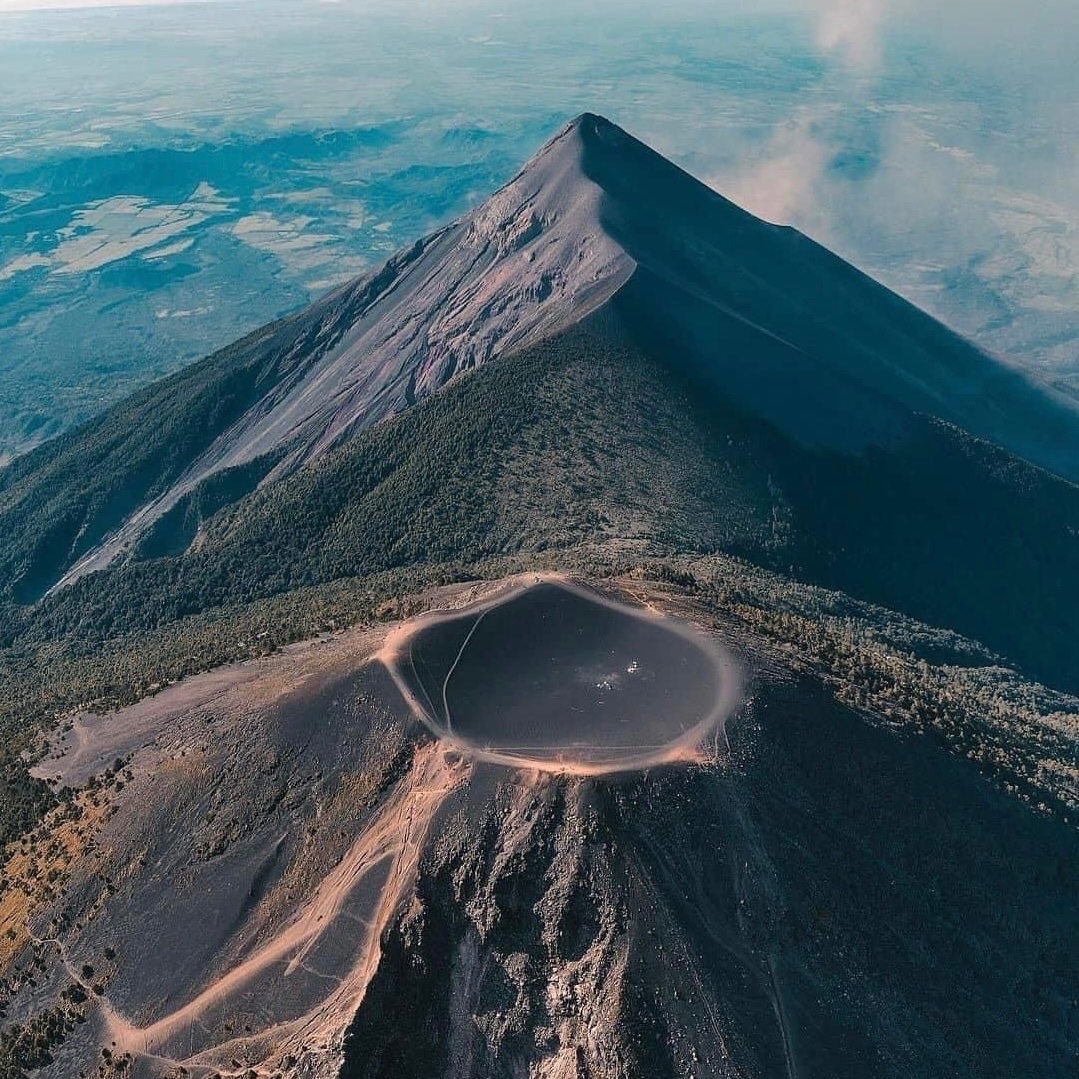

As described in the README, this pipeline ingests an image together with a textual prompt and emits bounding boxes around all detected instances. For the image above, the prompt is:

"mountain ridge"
[0,117,1077,1079]
[5,112,1079,602]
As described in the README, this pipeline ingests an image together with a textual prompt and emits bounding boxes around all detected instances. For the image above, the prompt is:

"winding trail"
[441,609,491,736]
[103,743,468,1065]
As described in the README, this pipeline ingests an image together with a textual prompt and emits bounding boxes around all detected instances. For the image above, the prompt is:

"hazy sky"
[2,0,1078,456]
[2,0,1077,69]
[0,0,220,9]
[2,0,1075,101]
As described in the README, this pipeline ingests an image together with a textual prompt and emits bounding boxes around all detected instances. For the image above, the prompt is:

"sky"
[0,0,223,9]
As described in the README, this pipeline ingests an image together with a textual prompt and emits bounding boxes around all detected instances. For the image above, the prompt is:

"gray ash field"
[391,579,739,772]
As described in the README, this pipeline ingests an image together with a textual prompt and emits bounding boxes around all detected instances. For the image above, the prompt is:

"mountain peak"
[564,110,612,130]
[518,111,646,190]
[563,110,626,141]
[539,111,615,141]
[36,114,1079,597]
[518,110,757,248]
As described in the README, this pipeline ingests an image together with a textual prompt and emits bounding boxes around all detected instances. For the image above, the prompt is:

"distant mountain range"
[0,115,1076,1079]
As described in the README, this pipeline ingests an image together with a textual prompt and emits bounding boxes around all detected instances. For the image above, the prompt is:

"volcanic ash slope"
[19,113,1079,599]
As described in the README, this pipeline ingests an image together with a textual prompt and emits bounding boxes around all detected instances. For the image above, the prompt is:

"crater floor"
[384,577,742,774]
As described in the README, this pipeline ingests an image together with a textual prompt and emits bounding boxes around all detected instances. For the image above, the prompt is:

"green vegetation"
[0,325,1077,858]
[7,322,1079,694]
[0,999,83,1078]
[11,330,771,643]
[0,327,767,849]
[680,555,1079,822]
[0,300,327,605]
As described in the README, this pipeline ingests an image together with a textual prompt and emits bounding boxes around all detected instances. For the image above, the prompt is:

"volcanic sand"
[381,574,743,775]
[33,574,742,1074]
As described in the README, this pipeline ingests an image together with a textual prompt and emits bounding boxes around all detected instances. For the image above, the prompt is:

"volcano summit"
[0,116,1077,1079]
[10,114,1079,600]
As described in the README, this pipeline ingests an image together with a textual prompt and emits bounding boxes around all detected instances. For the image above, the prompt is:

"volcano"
[0,116,1077,1079]
[9,114,1079,594]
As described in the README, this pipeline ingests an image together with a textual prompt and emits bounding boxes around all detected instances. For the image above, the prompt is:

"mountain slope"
[343,672,1076,1079]
[0,115,1078,1079]
[4,577,1076,1079]
[13,317,1079,697]
[3,113,1078,604]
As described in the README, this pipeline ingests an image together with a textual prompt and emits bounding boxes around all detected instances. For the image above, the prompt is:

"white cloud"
[720,110,834,230]
[714,0,886,227]
[230,210,371,280]
[155,305,212,318]
[53,196,208,273]
[816,0,883,73]
[0,252,50,282]
[143,237,196,261]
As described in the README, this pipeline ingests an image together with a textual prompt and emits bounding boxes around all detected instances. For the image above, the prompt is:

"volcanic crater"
[383,576,743,775]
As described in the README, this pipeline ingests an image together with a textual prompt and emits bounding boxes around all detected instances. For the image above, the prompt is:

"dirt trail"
[106,743,468,1065]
